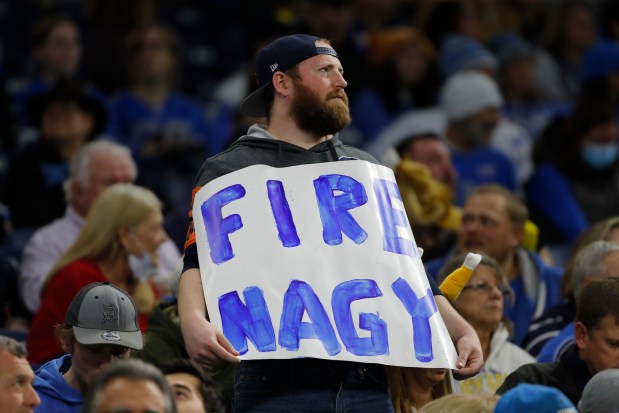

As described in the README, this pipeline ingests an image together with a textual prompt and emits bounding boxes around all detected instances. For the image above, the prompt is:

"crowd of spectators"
[1,0,619,412]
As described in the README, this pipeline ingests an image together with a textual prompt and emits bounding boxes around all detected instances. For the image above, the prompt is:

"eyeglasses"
[462,281,511,296]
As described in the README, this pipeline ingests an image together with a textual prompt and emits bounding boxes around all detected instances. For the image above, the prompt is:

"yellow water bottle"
[439,252,482,302]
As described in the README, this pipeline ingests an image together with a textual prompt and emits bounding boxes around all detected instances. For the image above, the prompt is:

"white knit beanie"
[440,71,503,122]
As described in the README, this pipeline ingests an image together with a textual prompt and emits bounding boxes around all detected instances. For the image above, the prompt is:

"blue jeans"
[232,358,394,413]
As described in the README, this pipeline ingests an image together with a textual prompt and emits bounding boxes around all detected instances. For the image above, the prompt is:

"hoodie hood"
[231,124,346,166]
[194,124,378,188]
[34,354,83,410]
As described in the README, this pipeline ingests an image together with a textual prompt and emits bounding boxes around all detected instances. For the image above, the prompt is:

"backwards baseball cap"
[65,282,143,350]
[240,34,339,118]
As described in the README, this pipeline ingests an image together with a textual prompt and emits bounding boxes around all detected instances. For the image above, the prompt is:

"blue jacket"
[522,299,575,358]
[34,355,82,413]
[451,148,517,206]
[526,164,588,245]
[537,321,575,362]
[426,248,563,346]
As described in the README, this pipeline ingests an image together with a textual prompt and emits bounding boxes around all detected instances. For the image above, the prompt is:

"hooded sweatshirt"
[182,124,441,295]
[34,354,82,413]
[455,323,535,394]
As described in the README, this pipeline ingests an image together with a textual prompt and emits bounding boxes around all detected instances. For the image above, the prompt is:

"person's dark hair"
[599,0,619,39]
[81,359,177,413]
[543,1,595,59]
[125,22,181,88]
[0,335,28,358]
[421,0,466,48]
[576,278,619,334]
[160,358,227,413]
[126,22,180,59]
[31,15,78,50]
[558,95,616,176]
[395,133,441,158]
[54,323,75,345]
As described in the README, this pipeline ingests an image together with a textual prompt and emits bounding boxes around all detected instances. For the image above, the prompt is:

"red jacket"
[27,259,153,364]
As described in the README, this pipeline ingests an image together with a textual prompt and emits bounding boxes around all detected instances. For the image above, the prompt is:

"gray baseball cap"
[65,282,143,350]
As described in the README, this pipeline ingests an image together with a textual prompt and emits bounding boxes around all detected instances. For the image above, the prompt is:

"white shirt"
[455,323,535,395]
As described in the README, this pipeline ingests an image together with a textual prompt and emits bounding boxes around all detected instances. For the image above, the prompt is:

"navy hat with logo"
[240,34,339,118]
[65,282,143,350]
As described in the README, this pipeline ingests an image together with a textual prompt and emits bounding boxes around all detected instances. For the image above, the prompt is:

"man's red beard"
[289,79,351,138]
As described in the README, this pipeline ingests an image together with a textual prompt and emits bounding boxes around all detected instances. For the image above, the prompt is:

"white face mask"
[128,252,158,282]
[127,234,158,281]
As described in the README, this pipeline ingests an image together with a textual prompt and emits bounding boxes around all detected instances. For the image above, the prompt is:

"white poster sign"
[192,160,457,367]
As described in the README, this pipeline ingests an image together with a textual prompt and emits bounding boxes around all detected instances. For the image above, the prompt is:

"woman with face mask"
[27,183,169,365]
[526,94,619,266]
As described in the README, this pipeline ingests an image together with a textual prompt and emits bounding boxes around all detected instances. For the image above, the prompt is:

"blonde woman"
[421,393,499,413]
[437,253,535,394]
[27,183,168,364]
[388,366,452,413]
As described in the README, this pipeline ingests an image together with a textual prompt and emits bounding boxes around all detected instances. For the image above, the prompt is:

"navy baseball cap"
[240,34,339,118]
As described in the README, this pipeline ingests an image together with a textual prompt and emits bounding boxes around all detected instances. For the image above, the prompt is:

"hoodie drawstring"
[328,140,339,162]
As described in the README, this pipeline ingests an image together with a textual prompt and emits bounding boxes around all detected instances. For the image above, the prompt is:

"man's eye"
[113,348,129,357]
[174,390,189,400]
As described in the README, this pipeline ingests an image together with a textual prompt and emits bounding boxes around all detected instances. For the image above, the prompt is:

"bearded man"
[178,34,483,413]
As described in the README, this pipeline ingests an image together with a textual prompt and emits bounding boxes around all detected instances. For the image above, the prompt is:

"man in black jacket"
[497,278,619,404]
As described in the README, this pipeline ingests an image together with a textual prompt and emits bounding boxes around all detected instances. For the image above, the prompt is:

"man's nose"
[25,383,41,407]
[334,71,347,89]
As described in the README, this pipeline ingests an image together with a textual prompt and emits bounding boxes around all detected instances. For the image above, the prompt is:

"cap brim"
[73,326,143,350]
[240,83,271,118]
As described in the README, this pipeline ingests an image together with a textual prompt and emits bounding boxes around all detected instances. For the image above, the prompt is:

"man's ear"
[59,334,74,354]
[272,72,291,97]
[574,321,589,352]
[511,224,525,248]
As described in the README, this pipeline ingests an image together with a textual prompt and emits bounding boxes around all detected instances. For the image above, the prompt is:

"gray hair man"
[81,359,177,413]
[0,336,41,413]
[19,140,180,313]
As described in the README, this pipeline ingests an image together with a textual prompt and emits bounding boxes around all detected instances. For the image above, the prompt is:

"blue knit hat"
[440,34,497,77]
[488,31,534,65]
[581,41,619,82]
[495,384,577,413]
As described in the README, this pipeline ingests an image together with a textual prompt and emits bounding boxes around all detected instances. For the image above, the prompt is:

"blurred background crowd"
[0,0,618,338]
[1,1,619,412]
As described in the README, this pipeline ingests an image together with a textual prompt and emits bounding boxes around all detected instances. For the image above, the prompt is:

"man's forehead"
[167,372,200,388]
[465,193,506,210]
[595,314,619,331]
[301,51,342,69]
[0,351,32,378]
